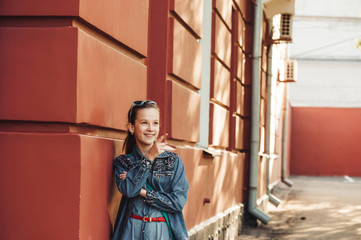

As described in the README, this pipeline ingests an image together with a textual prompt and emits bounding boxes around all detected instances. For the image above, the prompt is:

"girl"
[111,100,189,240]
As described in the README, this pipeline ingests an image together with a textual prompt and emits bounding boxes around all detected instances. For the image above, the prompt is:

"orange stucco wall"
[0,0,147,239]
[0,0,287,238]
[0,133,81,240]
[149,0,254,229]
[290,107,361,176]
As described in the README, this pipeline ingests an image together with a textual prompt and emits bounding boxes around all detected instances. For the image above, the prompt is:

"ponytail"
[123,132,136,154]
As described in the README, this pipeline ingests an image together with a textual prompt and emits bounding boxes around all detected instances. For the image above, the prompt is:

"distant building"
[289,0,361,176]
[0,0,298,239]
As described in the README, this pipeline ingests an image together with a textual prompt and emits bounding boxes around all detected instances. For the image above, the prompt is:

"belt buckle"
[143,215,151,222]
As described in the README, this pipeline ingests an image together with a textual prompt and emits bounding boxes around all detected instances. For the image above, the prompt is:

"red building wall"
[0,0,148,239]
[147,0,256,229]
[290,107,361,176]
[0,0,286,238]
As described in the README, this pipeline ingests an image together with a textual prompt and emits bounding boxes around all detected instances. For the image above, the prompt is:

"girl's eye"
[141,121,148,125]
[154,122,159,125]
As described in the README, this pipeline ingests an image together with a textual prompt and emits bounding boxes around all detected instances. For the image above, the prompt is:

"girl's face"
[129,108,160,149]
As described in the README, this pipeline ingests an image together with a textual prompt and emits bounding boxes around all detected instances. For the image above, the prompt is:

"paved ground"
[238,176,361,240]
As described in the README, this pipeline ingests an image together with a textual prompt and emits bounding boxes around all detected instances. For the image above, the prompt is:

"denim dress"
[122,176,171,239]
[112,146,189,240]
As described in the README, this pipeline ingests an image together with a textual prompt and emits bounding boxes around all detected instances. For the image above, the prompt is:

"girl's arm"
[119,171,148,197]
[115,136,169,198]
[114,154,152,198]
[143,155,189,213]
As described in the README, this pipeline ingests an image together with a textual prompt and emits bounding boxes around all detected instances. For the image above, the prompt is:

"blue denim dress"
[112,146,189,240]
[122,184,170,239]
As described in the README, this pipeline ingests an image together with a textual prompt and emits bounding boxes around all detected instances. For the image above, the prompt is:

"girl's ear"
[128,123,134,135]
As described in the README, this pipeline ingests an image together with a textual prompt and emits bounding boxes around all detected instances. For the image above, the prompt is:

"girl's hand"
[145,133,169,160]
[119,171,127,180]
[140,188,147,197]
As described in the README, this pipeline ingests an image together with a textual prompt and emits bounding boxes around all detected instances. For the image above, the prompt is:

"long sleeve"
[144,155,189,213]
[113,154,152,198]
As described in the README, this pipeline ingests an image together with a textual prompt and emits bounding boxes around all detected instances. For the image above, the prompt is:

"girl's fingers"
[156,134,177,152]
[147,137,168,159]
[119,171,127,180]
[157,133,168,143]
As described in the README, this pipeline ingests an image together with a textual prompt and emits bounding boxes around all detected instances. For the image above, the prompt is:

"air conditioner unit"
[280,14,292,40]
[272,14,293,43]
[279,60,297,82]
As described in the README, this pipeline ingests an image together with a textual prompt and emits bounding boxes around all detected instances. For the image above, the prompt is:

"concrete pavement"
[239,176,361,239]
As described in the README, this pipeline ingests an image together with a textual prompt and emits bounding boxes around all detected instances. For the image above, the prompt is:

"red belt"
[130,214,166,222]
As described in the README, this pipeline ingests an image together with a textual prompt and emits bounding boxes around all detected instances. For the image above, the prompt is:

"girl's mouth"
[144,133,155,138]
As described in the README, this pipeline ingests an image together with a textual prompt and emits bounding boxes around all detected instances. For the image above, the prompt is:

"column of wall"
[268,81,286,185]
[0,0,149,239]
[257,21,269,199]
[230,0,253,202]
[269,43,291,186]
[200,0,254,226]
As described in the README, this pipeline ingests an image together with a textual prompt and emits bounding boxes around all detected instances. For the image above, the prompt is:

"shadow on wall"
[107,140,124,234]
[107,171,122,232]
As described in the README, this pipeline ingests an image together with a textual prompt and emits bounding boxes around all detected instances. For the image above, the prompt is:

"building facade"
[289,0,361,176]
[0,0,294,239]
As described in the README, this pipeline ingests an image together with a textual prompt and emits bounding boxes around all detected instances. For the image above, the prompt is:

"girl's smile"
[128,108,160,154]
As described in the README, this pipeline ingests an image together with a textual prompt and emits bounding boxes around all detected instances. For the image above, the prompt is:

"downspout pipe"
[281,88,293,187]
[248,0,271,225]
[265,27,281,207]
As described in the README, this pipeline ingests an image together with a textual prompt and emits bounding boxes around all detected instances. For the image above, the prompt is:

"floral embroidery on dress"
[115,154,153,170]
[144,189,155,204]
[152,151,177,171]
[114,155,133,170]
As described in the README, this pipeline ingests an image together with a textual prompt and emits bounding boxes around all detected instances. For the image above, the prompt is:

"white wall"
[289,60,361,107]
[295,0,361,18]
[289,0,361,108]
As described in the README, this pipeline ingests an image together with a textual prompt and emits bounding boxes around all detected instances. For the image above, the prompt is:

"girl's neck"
[136,143,152,157]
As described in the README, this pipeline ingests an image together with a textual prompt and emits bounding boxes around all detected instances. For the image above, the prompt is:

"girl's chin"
[142,138,156,145]
[144,135,157,141]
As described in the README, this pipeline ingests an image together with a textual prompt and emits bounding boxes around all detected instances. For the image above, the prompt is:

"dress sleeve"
[144,155,189,213]
[113,154,152,198]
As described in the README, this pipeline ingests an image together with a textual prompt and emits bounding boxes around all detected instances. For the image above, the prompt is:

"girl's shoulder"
[113,154,133,169]
[114,153,131,161]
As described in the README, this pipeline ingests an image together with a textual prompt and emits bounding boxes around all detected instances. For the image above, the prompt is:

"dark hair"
[123,100,159,154]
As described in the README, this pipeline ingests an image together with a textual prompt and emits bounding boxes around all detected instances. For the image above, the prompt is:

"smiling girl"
[111,100,189,240]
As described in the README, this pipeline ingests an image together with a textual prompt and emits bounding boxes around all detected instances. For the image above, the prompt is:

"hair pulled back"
[123,101,159,154]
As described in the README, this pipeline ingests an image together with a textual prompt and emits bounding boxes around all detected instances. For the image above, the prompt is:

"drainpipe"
[281,87,293,187]
[265,23,281,207]
[248,0,271,225]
